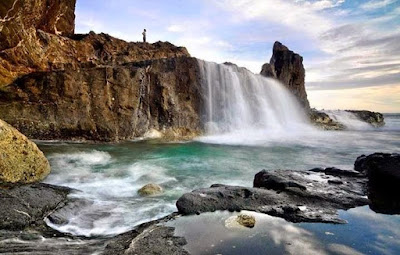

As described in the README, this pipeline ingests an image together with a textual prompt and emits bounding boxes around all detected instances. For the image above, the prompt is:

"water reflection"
[168,208,399,255]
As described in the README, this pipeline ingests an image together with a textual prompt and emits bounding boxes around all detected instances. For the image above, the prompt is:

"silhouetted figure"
[142,29,147,43]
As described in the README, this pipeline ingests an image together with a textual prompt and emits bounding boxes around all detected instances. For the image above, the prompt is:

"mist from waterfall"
[196,60,314,145]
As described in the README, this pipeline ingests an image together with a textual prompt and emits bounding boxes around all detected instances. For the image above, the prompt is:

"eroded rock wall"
[0,57,202,141]
[261,41,310,109]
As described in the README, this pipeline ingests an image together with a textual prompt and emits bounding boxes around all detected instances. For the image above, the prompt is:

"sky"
[75,0,400,113]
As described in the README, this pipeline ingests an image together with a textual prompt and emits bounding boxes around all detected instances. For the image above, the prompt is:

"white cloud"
[213,0,337,36]
[360,0,397,10]
[167,25,185,33]
[75,11,104,33]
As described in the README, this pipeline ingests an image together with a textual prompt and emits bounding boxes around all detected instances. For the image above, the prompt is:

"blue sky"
[75,0,400,112]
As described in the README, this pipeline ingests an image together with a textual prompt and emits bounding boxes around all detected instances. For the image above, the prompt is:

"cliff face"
[261,42,310,109]
[0,57,202,141]
[0,1,189,87]
[0,0,199,141]
[0,0,76,51]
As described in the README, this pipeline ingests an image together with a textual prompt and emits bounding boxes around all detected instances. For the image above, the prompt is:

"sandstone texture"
[236,214,256,228]
[0,0,202,141]
[261,41,309,109]
[0,119,50,185]
[138,183,163,196]
[0,58,202,141]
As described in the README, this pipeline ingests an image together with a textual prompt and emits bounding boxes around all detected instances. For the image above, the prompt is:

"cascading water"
[324,110,373,130]
[197,60,313,145]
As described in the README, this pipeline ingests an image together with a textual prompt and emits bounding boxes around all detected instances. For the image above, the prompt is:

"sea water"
[34,61,399,253]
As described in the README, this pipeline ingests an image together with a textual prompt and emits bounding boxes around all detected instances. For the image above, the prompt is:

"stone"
[355,153,400,213]
[0,57,202,141]
[309,108,345,130]
[0,0,186,80]
[177,167,370,223]
[0,0,76,51]
[138,183,163,196]
[103,213,189,255]
[236,214,256,228]
[0,183,71,230]
[0,119,50,185]
[260,41,310,109]
[346,110,385,128]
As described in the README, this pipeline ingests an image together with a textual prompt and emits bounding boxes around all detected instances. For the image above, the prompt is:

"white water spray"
[197,60,313,144]
[324,110,373,131]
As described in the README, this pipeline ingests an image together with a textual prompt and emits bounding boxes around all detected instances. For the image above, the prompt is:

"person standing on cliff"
[142,29,147,43]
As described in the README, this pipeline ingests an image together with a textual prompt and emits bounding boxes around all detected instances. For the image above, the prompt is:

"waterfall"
[324,110,373,130]
[197,60,313,144]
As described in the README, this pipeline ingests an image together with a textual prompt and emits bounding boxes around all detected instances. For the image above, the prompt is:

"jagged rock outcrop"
[346,110,385,127]
[0,0,200,141]
[261,41,309,109]
[309,108,344,130]
[0,57,202,141]
[0,1,189,87]
[0,0,76,51]
[0,119,50,185]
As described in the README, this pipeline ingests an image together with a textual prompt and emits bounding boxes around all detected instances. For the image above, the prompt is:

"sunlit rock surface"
[0,119,50,185]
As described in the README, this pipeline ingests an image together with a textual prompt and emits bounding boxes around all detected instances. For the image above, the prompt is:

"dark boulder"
[355,153,400,213]
[177,166,370,224]
[0,183,71,230]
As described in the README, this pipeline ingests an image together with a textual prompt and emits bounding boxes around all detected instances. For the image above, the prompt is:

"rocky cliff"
[0,0,199,141]
[0,0,189,87]
[261,41,310,109]
[0,57,202,141]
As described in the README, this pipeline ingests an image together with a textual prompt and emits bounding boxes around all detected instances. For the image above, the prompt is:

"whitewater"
[39,61,399,237]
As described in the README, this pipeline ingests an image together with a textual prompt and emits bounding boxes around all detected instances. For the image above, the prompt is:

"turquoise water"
[37,115,400,237]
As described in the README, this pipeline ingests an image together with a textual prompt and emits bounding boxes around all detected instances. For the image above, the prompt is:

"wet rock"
[177,168,369,223]
[0,119,50,185]
[254,170,307,191]
[0,229,106,255]
[346,110,385,128]
[0,183,71,230]
[138,183,163,196]
[355,153,400,213]
[260,41,309,109]
[309,109,344,130]
[104,213,189,255]
[309,167,363,177]
[236,214,256,228]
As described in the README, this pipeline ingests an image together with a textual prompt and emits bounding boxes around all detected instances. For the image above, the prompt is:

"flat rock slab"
[0,183,71,230]
[103,213,189,255]
[177,168,370,224]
